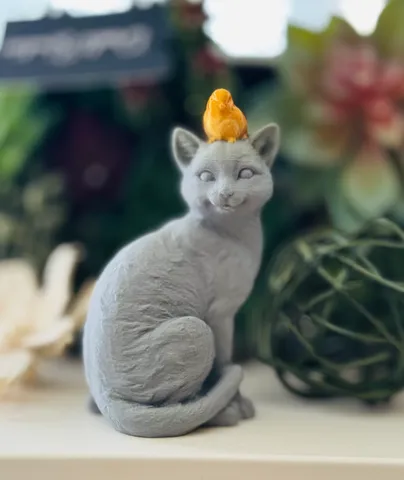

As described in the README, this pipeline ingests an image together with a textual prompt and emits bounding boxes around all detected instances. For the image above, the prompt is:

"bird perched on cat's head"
[203,88,248,143]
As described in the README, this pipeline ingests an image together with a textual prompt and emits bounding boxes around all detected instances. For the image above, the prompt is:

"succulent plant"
[248,0,404,232]
[256,218,404,404]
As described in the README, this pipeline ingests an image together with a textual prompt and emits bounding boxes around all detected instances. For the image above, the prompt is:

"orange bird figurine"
[203,88,248,143]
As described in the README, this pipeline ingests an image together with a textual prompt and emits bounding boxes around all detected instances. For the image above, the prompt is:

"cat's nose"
[219,189,234,199]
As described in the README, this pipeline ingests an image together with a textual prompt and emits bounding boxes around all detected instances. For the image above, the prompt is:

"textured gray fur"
[83,123,280,438]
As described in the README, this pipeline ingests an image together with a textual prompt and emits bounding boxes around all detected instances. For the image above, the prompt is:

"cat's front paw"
[235,392,255,420]
[206,401,241,427]
[206,392,255,427]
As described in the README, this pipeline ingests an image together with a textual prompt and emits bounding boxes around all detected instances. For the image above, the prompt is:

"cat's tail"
[102,365,243,438]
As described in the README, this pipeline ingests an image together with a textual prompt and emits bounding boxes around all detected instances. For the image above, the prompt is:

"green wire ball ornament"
[257,218,404,405]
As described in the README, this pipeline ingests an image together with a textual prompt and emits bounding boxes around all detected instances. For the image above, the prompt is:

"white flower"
[0,244,94,395]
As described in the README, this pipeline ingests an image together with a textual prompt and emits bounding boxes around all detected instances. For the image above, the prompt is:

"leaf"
[279,25,323,94]
[0,88,49,181]
[282,127,347,167]
[322,16,361,45]
[287,24,323,54]
[0,89,36,146]
[341,150,401,220]
[0,145,27,179]
[326,185,367,233]
[372,0,404,57]
[14,114,51,152]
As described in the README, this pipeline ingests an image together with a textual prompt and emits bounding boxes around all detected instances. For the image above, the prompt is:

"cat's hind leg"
[129,316,216,405]
[93,316,243,437]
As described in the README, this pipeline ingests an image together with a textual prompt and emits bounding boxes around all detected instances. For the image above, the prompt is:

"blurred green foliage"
[0,88,64,268]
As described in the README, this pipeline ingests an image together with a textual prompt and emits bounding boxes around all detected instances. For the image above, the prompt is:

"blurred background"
[1,0,404,403]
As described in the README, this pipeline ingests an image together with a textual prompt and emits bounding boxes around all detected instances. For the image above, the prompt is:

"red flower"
[318,43,404,149]
[263,11,404,230]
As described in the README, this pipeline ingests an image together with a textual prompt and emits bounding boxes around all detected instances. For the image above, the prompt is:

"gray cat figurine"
[83,122,280,438]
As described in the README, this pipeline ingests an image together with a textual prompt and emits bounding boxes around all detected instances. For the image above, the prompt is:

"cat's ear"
[251,123,280,168]
[171,127,202,170]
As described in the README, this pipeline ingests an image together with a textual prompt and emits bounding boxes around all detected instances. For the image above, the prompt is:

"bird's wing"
[233,107,248,137]
[203,108,217,139]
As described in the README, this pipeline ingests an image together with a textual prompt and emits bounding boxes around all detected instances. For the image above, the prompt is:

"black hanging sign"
[0,5,171,87]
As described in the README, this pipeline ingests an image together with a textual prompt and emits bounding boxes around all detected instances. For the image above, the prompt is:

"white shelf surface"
[1,359,404,479]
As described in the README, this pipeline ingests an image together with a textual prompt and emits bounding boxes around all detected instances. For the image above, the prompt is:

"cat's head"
[171,124,280,217]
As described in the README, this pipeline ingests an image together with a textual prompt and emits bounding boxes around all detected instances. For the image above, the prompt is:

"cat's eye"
[238,168,254,179]
[199,171,215,182]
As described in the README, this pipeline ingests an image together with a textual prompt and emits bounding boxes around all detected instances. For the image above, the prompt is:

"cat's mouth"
[216,205,234,212]
[211,199,245,213]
